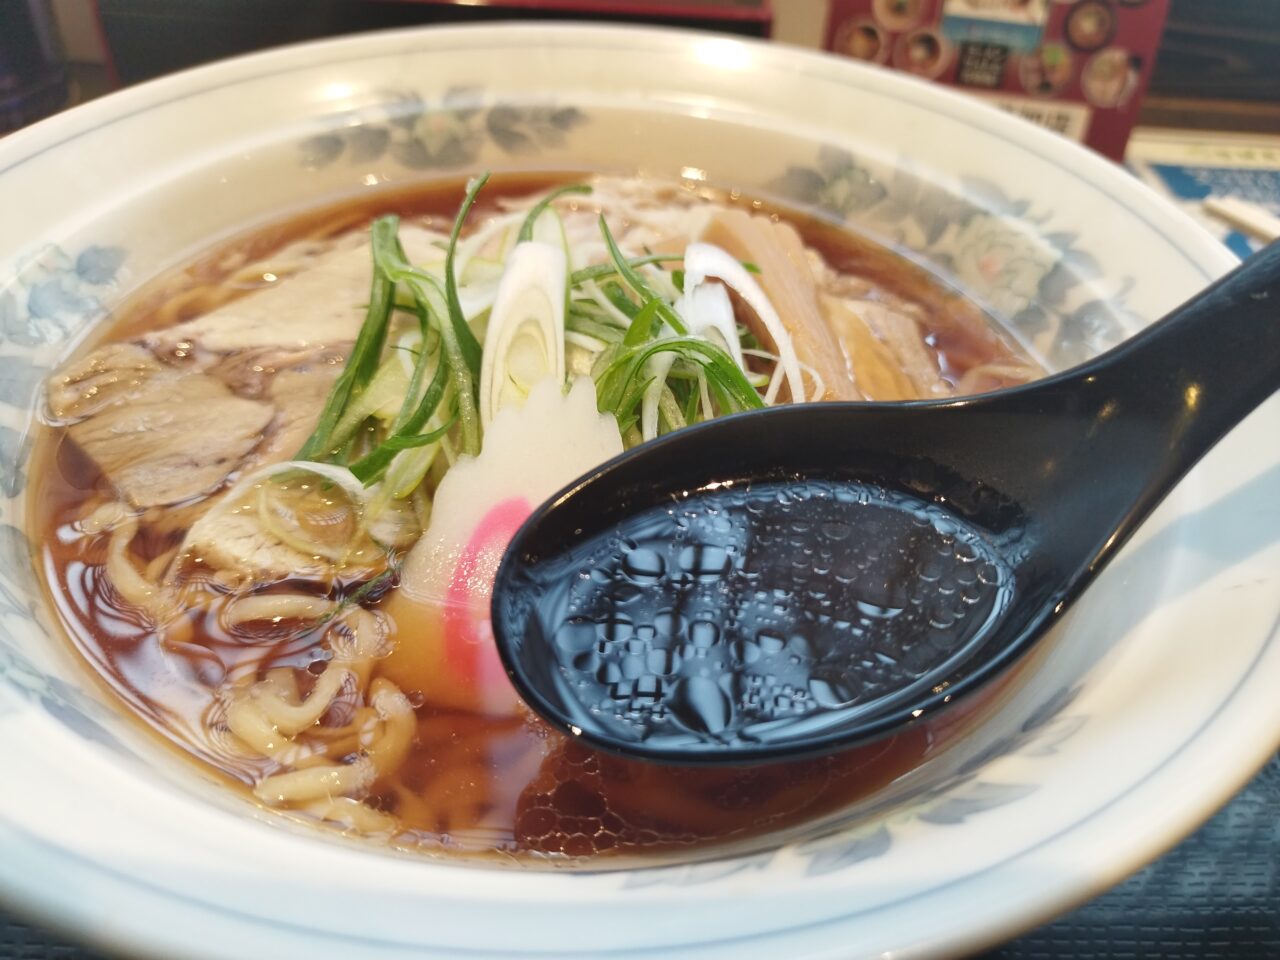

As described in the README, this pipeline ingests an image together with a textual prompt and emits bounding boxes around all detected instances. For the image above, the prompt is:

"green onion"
[383,411,448,500]
[389,314,440,434]
[657,385,686,434]
[296,216,401,461]
[600,280,641,320]
[596,335,762,437]
[444,174,489,381]
[329,346,413,451]
[350,340,450,484]
[350,414,457,484]
[368,418,456,453]
[611,377,655,436]
[360,210,482,457]
[598,217,688,335]
[518,183,592,244]
[570,255,755,290]
[315,562,400,629]
[681,376,702,424]
[622,298,665,347]
[570,254,685,287]
[566,312,625,344]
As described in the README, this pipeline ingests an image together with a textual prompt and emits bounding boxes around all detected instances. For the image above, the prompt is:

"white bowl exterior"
[0,24,1275,960]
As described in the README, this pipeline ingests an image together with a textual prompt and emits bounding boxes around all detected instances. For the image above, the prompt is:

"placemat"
[2,752,1277,959]
[1127,128,1280,257]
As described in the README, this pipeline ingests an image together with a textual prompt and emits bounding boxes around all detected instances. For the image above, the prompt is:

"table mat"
[1126,128,1280,258]
[3,752,1276,959]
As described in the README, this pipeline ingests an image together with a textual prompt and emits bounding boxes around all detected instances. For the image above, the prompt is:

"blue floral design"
[0,242,126,348]
[0,523,133,754]
[300,88,587,172]
[0,423,30,497]
[792,685,1084,878]
[0,241,124,495]
[0,524,36,619]
[770,147,1139,368]
[606,684,1086,887]
[801,824,891,877]
[0,637,133,756]
[0,353,46,409]
[620,851,777,890]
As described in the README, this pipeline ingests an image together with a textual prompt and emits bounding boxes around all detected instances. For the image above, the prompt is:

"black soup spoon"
[491,242,1280,764]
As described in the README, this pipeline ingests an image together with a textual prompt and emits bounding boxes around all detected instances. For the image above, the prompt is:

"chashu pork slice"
[50,225,445,571]
[699,209,861,401]
[144,225,446,360]
[173,365,355,583]
[50,226,443,513]
[63,368,274,508]
[179,489,337,584]
[47,342,165,421]
[253,365,342,466]
[177,362,402,585]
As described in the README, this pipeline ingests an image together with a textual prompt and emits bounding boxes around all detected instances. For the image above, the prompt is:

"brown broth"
[32,173,1032,865]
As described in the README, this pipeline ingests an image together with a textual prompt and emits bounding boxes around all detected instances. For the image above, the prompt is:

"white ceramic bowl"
[0,23,1276,960]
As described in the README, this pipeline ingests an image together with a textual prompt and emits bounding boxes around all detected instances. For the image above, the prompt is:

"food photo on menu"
[826,0,1171,157]
[0,1,1277,959]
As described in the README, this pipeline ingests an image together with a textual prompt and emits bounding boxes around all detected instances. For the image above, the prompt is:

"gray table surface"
[3,752,1277,959]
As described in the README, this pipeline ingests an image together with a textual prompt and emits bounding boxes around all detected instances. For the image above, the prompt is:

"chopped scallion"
[518,183,592,243]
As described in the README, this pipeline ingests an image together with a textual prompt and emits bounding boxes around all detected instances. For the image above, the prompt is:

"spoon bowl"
[492,242,1280,764]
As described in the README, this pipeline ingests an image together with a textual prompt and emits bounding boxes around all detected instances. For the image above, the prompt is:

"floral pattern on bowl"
[0,243,127,498]
[620,685,1085,887]
[0,520,133,760]
[770,146,1141,369]
[300,88,588,172]
[0,243,126,349]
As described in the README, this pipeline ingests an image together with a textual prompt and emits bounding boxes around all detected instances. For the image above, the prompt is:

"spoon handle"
[1088,240,1280,492]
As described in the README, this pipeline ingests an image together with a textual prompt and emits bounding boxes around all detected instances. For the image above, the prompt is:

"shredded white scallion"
[580,278,635,329]
[564,331,609,353]
[640,351,678,442]
[681,242,806,401]
[676,280,748,372]
[451,210,526,278]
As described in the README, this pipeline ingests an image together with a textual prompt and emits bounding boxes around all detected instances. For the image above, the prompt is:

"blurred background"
[8,1,1278,128]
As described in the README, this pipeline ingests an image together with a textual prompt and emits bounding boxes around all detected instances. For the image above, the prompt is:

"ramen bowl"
[0,23,1276,960]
